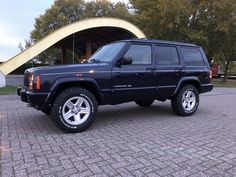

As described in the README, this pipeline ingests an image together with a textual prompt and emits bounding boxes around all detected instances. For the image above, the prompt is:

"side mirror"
[118,57,132,66]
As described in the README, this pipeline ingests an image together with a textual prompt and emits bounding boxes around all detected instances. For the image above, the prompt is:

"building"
[0,17,145,87]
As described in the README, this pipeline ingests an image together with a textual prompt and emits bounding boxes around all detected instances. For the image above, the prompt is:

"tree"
[29,0,134,63]
[189,0,236,80]
[31,0,134,42]
[131,0,236,80]
[18,39,32,52]
[18,39,38,65]
[130,0,193,41]
[216,0,236,80]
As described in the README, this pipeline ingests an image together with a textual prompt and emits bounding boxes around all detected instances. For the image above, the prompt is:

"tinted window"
[88,42,125,63]
[156,46,179,65]
[123,44,152,65]
[181,47,204,66]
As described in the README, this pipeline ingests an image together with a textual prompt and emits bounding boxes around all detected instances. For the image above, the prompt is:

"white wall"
[0,71,6,87]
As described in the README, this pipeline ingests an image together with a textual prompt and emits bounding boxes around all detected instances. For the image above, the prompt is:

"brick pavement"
[0,88,236,177]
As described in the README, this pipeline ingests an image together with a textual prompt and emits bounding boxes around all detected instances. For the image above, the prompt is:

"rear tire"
[51,87,98,133]
[135,99,154,107]
[171,85,199,116]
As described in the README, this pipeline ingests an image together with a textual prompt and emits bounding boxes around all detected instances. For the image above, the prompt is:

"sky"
[0,1,55,61]
[0,0,129,62]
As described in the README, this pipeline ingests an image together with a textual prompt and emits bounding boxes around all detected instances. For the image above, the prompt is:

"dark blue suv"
[17,39,213,133]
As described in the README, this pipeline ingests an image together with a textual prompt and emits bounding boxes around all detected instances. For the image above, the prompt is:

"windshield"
[87,42,126,63]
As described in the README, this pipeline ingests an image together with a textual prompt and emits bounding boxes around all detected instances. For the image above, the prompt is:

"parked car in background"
[211,62,236,79]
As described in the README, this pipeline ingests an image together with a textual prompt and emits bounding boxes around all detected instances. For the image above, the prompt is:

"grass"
[212,79,236,88]
[0,85,18,95]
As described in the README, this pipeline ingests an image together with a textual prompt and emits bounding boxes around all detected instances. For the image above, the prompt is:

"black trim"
[113,86,155,91]
[200,84,214,93]
[17,87,49,109]
[173,77,201,96]
[157,85,176,89]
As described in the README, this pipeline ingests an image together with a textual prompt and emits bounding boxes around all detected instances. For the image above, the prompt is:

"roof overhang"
[0,17,145,75]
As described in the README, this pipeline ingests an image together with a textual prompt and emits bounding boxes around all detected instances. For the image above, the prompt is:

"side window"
[123,44,152,65]
[180,47,204,66]
[156,46,179,65]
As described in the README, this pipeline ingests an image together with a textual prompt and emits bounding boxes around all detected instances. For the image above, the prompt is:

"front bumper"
[17,87,49,109]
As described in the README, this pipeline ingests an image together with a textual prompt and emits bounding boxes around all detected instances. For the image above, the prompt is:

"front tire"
[51,87,98,133]
[171,85,199,116]
[41,108,50,116]
[135,99,154,107]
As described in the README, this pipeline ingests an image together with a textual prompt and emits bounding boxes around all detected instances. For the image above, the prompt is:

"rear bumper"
[201,83,214,93]
[17,87,49,109]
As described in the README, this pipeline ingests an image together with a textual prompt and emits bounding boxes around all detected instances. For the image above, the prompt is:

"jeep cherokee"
[17,39,213,133]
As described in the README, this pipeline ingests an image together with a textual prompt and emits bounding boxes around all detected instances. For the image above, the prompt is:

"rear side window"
[180,47,204,66]
[156,46,179,65]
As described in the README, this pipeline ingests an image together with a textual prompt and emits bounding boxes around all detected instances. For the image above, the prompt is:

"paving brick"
[125,162,145,171]
[1,88,236,177]
[156,166,176,176]
[116,167,133,176]
[225,153,236,159]
[171,169,192,177]
[111,161,129,169]
[71,170,93,177]
[101,165,119,176]
[55,168,78,177]
[74,161,89,172]
[87,163,103,174]
[48,158,60,167]
[140,165,160,174]
[36,156,48,165]
[188,172,209,177]
[15,169,27,177]
[146,172,160,177]
[84,157,102,165]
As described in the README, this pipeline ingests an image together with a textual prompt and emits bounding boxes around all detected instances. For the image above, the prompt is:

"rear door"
[154,45,184,98]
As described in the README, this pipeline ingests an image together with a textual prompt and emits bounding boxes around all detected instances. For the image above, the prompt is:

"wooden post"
[61,45,67,64]
[85,38,91,59]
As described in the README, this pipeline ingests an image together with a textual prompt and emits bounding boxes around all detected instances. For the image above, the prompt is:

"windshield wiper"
[89,59,101,63]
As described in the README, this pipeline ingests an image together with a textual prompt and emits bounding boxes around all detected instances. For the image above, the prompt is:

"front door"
[111,43,156,104]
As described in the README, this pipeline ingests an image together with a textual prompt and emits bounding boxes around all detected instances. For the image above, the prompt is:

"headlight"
[28,74,40,90]
[28,74,33,90]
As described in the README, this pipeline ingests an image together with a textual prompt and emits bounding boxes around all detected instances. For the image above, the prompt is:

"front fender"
[45,77,102,104]
[50,77,100,91]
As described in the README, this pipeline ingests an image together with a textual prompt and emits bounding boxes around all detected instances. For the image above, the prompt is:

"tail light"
[28,75,34,90]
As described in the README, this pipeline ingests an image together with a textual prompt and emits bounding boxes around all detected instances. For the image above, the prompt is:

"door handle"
[146,67,155,71]
[113,71,121,74]
[176,67,184,72]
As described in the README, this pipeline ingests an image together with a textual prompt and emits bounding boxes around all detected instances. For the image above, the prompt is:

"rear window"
[180,47,204,66]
